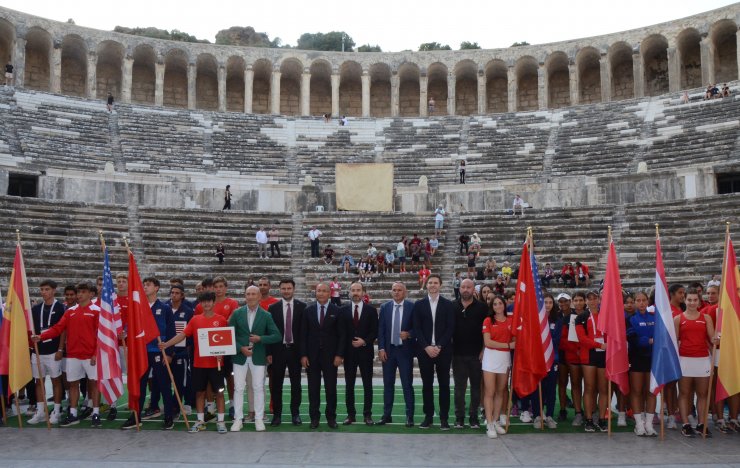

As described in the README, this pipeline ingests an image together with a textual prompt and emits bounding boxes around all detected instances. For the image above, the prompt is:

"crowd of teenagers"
[3,272,737,440]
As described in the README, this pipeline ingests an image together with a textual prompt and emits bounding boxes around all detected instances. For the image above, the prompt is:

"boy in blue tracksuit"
[167,284,195,410]
[120,277,177,430]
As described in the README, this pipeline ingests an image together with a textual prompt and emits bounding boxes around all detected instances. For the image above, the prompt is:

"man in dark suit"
[300,282,347,429]
[267,278,305,426]
[378,281,416,427]
[412,273,455,430]
[342,281,378,425]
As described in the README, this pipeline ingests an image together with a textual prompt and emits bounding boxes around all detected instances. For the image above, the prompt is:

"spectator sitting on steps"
[215,243,225,264]
[323,244,335,265]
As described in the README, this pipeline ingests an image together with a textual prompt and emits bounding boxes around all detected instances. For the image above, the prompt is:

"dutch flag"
[650,238,682,394]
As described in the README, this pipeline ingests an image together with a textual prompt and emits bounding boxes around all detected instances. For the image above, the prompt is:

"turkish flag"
[208,329,233,347]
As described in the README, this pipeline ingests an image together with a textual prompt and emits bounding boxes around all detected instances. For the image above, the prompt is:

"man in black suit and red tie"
[301,282,347,429]
[342,281,378,425]
[413,273,455,430]
[267,278,306,426]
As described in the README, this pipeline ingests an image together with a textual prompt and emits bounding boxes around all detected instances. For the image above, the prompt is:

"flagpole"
[528,227,545,431]
[158,337,191,430]
[14,391,22,428]
[606,226,613,437]
[122,236,141,432]
[656,224,665,441]
[1,388,6,424]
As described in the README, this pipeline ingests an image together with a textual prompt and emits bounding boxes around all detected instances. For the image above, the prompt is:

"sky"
[1,0,737,52]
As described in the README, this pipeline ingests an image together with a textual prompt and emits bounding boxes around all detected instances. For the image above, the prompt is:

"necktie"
[285,303,293,344]
[353,304,359,328]
[392,304,401,346]
[320,305,325,326]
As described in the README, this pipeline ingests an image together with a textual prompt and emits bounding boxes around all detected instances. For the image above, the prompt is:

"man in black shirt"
[452,278,488,429]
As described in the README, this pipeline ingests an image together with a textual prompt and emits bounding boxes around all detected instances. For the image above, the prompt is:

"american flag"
[530,248,554,369]
[97,246,124,405]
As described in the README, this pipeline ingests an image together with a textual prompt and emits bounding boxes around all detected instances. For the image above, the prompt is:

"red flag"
[208,329,233,346]
[597,240,630,394]
[511,240,547,397]
[125,251,160,414]
[0,244,33,395]
[716,234,740,401]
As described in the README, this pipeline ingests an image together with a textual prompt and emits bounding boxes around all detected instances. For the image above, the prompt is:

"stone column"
[187,62,196,109]
[447,73,456,116]
[419,74,428,117]
[632,52,644,98]
[271,70,281,114]
[599,55,610,102]
[86,52,97,99]
[667,47,680,92]
[361,71,370,117]
[390,72,400,117]
[217,65,226,112]
[538,64,547,110]
[50,43,62,94]
[300,71,311,116]
[507,67,517,112]
[12,35,26,88]
[700,38,714,85]
[154,60,164,107]
[330,72,340,116]
[569,63,579,106]
[244,65,253,113]
[121,55,133,103]
[477,71,486,114]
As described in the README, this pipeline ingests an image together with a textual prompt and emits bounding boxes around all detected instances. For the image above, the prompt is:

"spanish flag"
[716,232,740,401]
[0,243,33,395]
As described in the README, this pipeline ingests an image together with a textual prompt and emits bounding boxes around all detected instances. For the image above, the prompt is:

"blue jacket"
[548,315,563,367]
[626,310,655,358]
[167,299,194,357]
[146,298,176,355]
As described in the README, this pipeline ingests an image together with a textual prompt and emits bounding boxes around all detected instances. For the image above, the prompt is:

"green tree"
[459,41,481,50]
[357,44,382,52]
[510,41,530,47]
[113,26,209,43]
[418,42,451,51]
[215,26,274,47]
[297,32,355,51]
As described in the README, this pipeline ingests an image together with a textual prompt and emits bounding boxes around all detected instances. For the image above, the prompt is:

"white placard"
[197,327,236,357]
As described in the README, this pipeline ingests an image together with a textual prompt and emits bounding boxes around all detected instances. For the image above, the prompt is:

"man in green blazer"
[229,285,281,432]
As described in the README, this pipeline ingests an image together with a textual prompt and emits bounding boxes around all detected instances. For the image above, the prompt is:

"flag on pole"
[530,249,554,370]
[716,233,740,401]
[126,251,160,414]
[597,239,630,394]
[650,238,682,394]
[97,246,124,405]
[0,286,4,392]
[511,239,548,398]
[0,243,33,395]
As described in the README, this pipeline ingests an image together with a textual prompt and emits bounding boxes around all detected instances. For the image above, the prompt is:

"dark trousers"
[531,366,558,418]
[270,241,281,257]
[270,344,302,417]
[310,239,320,257]
[139,352,175,418]
[417,347,452,421]
[452,354,482,422]
[344,347,373,417]
[306,349,337,422]
[171,354,194,407]
[459,242,468,254]
[222,200,231,210]
[382,346,415,419]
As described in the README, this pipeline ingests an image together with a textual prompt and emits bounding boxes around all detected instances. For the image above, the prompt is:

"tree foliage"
[418,42,452,51]
[297,32,355,51]
[460,41,481,50]
[357,44,382,52]
[510,41,530,47]
[215,26,282,47]
[114,26,209,43]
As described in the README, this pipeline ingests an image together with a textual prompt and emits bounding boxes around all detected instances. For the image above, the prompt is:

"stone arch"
[427,62,448,115]
[309,59,331,116]
[485,59,507,113]
[131,44,156,105]
[60,34,86,96]
[369,62,391,117]
[398,62,420,116]
[576,47,601,104]
[710,19,738,83]
[225,55,245,112]
[0,18,15,66]
[642,34,669,96]
[515,56,538,111]
[454,59,477,116]
[339,60,362,117]
[546,51,570,108]
[252,58,271,114]
[25,26,52,91]
[163,48,188,108]
[609,41,634,100]
[196,53,218,110]
[279,58,302,116]
[677,28,702,89]
[96,40,124,99]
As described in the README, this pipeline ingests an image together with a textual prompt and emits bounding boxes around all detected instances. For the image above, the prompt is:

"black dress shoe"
[270,416,282,427]
[310,419,319,429]
[377,416,392,425]
[419,417,432,429]
[440,420,451,431]
[364,416,374,426]
[405,417,414,428]
[292,415,302,426]
[327,419,339,429]
[343,416,355,425]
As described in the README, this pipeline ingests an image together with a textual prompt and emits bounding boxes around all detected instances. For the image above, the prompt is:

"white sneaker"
[545,416,558,429]
[666,415,677,429]
[255,419,266,432]
[230,420,243,432]
[499,414,507,426]
[645,422,657,436]
[494,421,507,435]
[532,416,542,429]
[572,413,584,426]
[49,411,60,425]
[618,412,627,427]
[520,410,532,423]
[634,420,646,436]
[27,412,46,425]
[486,421,498,439]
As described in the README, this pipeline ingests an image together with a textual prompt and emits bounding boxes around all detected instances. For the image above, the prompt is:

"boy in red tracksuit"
[34,282,101,427]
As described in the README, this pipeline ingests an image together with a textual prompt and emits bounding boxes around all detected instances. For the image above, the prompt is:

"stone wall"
[612,61,634,100]
[518,74,538,111]
[163,68,187,108]
[252,78,270,113]
[486,77,507,113]
[279,77,299,116]
[24,46,49,91]
[716,37,738,82]
[549,70,570,108]
[226,76,244,111]
[399,80,419,116]
[60,56,85,97]
[370,80,391,117]
[310,77,331,116]
[580,67,601,104]
[455,77,477,115]
[196,70,218,110]
[338,79,361,116]
[131,63,155,104]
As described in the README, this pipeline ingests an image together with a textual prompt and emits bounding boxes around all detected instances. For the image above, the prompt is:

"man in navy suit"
[378,281,416,427]
[300,282,347,429]
[412,273,455,430]
[267,278,306,426]
[342,281,378,425]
